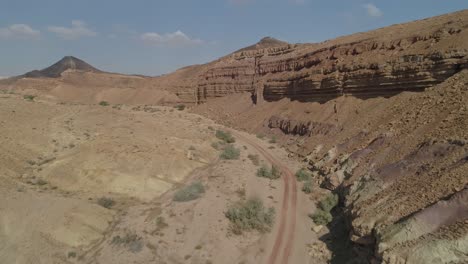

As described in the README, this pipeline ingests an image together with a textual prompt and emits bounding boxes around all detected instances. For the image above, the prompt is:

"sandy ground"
[0,93,328,264]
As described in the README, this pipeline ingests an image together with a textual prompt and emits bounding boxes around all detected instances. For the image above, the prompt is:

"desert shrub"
[189,145,196,150]
[225,197,275,235]
[175,104,185,111]
[220,145,240,160]
[302,180,313,194]
[256,133,265,139]
[268,136,277,143]
[23,95,36,101]
[156,216,168,230]
[309,193,338,225]
[173,181,205,202]
[211,142,220,150]
[99,101,109,106]
[318,193,339,212]
[256,165,281,180]
[295,168,311,182]
[215,130,235,143]
[97,197,115,209]
[309,209,332,225]
[247,154,260,166]
[111,232,143,253]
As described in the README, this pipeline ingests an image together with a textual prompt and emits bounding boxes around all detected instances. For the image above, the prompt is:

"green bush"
[268,136,277,143]
[220,145,240,160]
[309,209,332,225]
[97,197,115,209]
[256,165,281,180]
[99,101,109,106]
[215,130,235,143]
[309,193,338,225]
[318,193,339,212]
[225,197,275,235]
[173,181,205,202]
[247,154,260,166]
[211,142,220,150]
[302,180,313,194]
[23,95,36,101]
[256,133,265,139]
[295,168,311,182]
[175,104,185,111]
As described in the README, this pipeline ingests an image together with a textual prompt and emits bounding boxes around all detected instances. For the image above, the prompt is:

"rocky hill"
[157,10,467,105]
[23,56,102,78]
[186,10,468,264]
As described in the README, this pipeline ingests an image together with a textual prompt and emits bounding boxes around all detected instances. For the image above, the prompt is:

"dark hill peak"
[233,36,289,54]
[23,56,102,78]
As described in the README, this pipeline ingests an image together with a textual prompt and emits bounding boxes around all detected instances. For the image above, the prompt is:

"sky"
[0,0,467,77]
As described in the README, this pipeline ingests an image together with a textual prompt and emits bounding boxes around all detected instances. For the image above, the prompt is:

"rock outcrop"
[23,56,102,78]
[158,10,468,105]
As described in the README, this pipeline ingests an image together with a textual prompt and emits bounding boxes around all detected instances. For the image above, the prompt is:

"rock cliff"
[158,10,467,105]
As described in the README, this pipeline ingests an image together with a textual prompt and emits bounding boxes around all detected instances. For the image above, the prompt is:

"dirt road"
[232,131,298,264]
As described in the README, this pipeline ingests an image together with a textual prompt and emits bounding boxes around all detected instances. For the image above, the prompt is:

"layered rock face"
[159,10,467,104]
[189,10,468,263]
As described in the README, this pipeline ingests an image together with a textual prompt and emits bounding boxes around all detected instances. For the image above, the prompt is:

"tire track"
[232,131,297,264]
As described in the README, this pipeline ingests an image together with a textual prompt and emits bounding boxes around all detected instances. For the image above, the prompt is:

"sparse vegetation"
[67,251,77,258]
[189,145,196,150]
[111,232,143,253]
[247,154,260,166]
[225,197,275,235]
[318,193,339,212]
[156,216,169,230]
[211,142,220,150]
[215,130,235,143]
[173,181,205,202]
[256,133,265,139]
[256,165,281,180]
[309,210,332,225]
[220,145,240,160]
[302,180,313,194]
[97,197,115,209]
[295,168,311,182]
[175,104,186,111]
[309,193,339,225]
[23,95,36,101]
[99,101,109,106]
[268,136,277,143]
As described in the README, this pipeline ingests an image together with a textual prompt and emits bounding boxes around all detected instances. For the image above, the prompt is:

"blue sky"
[0,0,467,77]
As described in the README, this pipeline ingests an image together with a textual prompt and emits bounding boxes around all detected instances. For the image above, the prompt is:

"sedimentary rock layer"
[158,10,468,104]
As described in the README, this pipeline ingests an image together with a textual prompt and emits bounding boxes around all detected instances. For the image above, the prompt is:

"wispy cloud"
[48,20,97,40]
[141,30,203,46]
[363,3,383,17]
[0,24,40,39]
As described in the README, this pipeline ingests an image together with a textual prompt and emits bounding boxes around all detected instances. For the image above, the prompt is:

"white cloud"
[141,30,203,46]
[48,20,97,40]
[363,3,383,17]
[0,24,40,39]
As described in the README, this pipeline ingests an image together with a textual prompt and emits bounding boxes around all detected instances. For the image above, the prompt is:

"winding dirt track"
[232,131,298,264]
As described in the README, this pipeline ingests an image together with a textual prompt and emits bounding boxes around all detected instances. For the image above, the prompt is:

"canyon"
[0,9,467,264]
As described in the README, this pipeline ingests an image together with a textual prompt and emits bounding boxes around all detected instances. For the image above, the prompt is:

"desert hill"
[0,56,180,105]
[23,56,102,78]
[156,9,467,104]
[0,9,467,264]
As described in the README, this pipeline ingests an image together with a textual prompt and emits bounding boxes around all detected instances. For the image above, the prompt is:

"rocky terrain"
[0,9,466,264]
[188,10,468,264]
[156,10,467,105]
